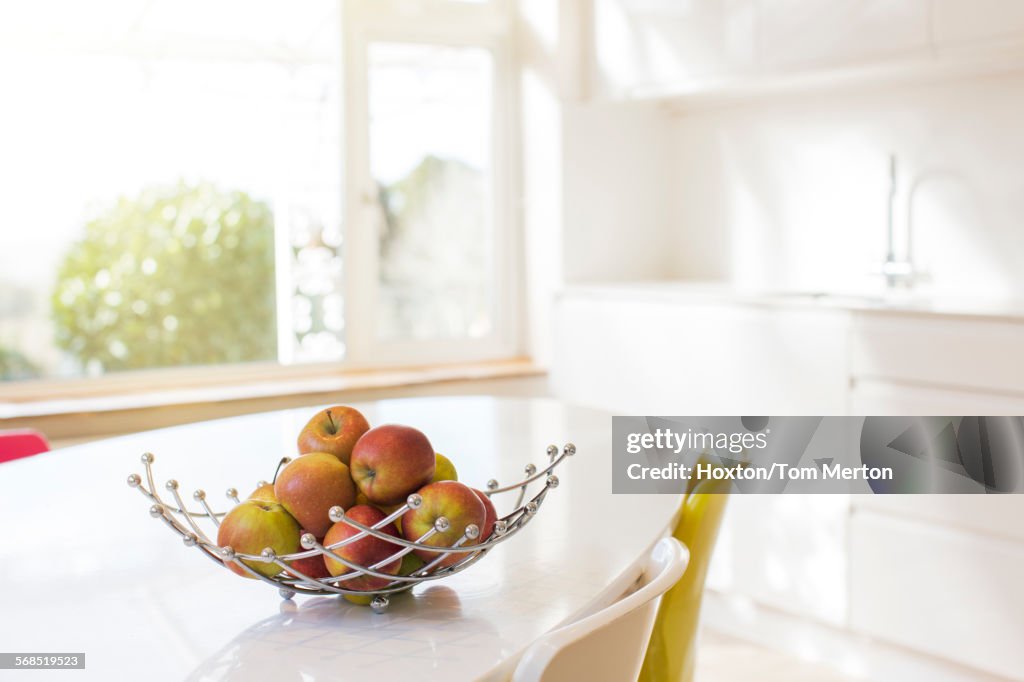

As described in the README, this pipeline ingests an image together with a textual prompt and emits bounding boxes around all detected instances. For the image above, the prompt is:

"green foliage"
[52,183,277,373]
[0,347,40,381]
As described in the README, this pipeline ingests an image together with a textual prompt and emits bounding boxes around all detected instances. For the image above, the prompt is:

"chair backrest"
[0,429,51,464]
[512,537,688,682]
[638,476,730,682]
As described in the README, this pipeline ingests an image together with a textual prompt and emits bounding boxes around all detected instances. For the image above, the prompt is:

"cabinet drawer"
[850,378,1024,415]
[851,313,1024,394]
[852,493,1024,545]
[850,511,1024,679]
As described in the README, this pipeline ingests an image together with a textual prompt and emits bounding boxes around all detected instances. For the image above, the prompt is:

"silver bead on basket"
[129,444,574,612]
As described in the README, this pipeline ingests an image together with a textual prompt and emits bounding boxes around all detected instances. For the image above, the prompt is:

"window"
[341,0,516,366]
[369,43,495,343]
[0,0,516,390]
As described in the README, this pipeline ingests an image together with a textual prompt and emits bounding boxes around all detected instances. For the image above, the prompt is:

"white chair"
[512,538,689,682]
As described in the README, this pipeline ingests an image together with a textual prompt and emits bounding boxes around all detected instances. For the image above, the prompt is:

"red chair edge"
[0,429,51,463]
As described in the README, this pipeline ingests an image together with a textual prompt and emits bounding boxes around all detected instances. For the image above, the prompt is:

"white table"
[0,396,681,681]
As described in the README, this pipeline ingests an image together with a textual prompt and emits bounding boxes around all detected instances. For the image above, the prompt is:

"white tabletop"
[0,396,681,681]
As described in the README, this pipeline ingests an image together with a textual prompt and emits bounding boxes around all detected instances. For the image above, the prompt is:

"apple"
[247,481,277,503]
[323,505,403,591]
[387,505,406,535]
[401,481,486,568]
[353,491,407,532]
[350,425,435,506]
[431,453,458,483]
[338,552,421,603]
[297,406,370,465]
[471,488,498,541]
[399,552,426,576]
[288,553,331,580]
[274,452,357,538]
[217,500,301,578]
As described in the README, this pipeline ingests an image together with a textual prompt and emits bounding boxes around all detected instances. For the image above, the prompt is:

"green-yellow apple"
[399,552,426,576]
[217,500,301,578]
[247,481,277,503]
[401,481,486,568]
[350,424,435,506]
[431,453,458,483]
[274,452,357,538]
[297,406,370,465]
[471,488,498,541]
[323,505,403,591]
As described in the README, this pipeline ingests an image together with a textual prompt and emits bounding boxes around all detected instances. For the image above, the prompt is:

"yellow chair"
[638,474,730,682]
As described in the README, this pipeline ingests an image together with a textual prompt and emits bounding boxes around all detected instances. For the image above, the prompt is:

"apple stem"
[272,456,290,484]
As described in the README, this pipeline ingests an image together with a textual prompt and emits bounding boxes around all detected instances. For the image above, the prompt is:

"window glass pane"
[367,42,494,342]
[0,0,343,382]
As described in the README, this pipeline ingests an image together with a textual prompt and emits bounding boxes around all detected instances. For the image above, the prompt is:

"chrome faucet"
[880,154,928,290]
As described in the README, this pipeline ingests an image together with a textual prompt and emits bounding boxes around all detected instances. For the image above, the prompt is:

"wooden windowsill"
[0,358,544,421]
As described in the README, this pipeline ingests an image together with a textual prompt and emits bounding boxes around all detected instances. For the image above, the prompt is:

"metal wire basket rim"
[139,448,566,520]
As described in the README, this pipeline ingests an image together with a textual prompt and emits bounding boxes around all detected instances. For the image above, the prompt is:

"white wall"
[562,101,677,282]
[669,71,1024,297]
[517,0,681,363]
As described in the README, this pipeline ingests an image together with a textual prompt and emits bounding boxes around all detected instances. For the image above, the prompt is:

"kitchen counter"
[559,281,1024,322]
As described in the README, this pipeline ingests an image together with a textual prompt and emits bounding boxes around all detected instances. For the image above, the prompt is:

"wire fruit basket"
[128,443,574,613]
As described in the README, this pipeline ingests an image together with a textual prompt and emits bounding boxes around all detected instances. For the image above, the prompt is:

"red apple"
[323,505,403,591]
[288,553,331,580]
[274,452,357,538]
[401,481,486,568]
[471,488,498,541]
[297,406,371,465]
[350,425,435,506]
[217,499,301,578]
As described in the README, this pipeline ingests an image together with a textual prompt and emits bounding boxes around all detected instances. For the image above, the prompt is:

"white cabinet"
[756,0,930,71]
[590,0,1024,100]
[932,0,1024,48]
[850,313,1024,395]
[709,494,850,626]
[846,310,1024,678]
[849,510,1024,679]
[552,286,1024,673]
[850,377,1024,416]
[552,290,850,414]
[591,0,756,97]
[552,289,852,625]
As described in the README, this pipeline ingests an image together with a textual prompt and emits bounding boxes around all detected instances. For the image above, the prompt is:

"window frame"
[340,0,521,369]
